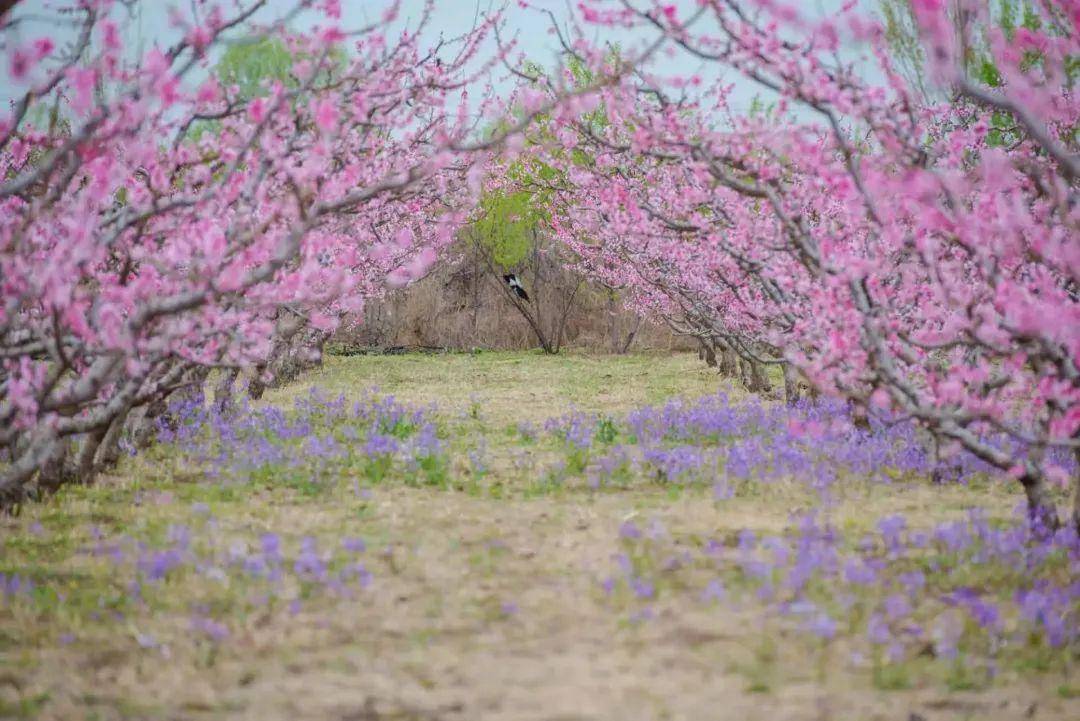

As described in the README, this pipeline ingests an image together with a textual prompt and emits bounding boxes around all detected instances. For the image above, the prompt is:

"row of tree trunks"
[1074,447,1080,537]
[2,327,333,508]
[247,325,329,401]
[697,336,805,404]
[739,356,772,395]
[693,333,1076,534]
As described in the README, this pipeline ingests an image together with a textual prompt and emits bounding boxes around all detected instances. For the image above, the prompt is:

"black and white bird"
[503,273,530,302]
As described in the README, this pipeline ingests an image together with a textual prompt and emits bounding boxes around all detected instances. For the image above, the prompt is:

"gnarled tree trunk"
[1019,470,1060,537]
[782,363,800,406]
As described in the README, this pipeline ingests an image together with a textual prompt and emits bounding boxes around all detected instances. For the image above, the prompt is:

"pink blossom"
[196,78,221,104]
[0,0,491,500]
[188,25,213,52]
[32,38,54,60]
[67,67,96,113]
[8,47,31,81]
[386,267,412,288]
[100,21,122,51]
[248,97,268,123]
[321,0,342,19]
[312,98,339,135]
[319,26,345,44]
[394,227,414,249]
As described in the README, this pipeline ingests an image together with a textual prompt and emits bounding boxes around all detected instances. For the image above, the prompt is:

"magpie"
[503,273,530,302]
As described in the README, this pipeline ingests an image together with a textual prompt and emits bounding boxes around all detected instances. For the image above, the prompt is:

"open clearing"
[1,352,1076,721]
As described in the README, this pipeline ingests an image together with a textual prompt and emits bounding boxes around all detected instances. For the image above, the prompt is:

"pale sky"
[2,0,884,117]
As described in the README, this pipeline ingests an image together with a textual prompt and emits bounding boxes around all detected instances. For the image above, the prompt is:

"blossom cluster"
[0,0,509,502]
[516,0,1080,528]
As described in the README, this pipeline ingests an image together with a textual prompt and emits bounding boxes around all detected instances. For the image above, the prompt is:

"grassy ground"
[0,351,1076,721]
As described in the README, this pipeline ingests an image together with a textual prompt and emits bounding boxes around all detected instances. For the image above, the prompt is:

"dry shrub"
[337,240,691,353]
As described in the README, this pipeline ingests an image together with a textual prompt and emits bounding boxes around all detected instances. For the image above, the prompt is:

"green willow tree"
[215,37,295,98]
[464,57,606,353]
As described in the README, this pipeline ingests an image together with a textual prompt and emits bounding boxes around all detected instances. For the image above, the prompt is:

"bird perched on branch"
[503,273,530,302]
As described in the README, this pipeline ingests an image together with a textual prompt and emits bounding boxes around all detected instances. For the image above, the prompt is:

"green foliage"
[0,692,50,719]
[414,452,450,488]
[216,37,295,99]
[871,658,913,690]
[877,0,1078,151]
[467,51,622,269]
[975,57,1003,88]
[363,453,394,485]
[747,96,773,118]
[187,36,346,142]
[999,0,1018,37]
[876,0,1057,98]
[565,445,589,475]
[472,189,541,267]
[23,99,71,137]
[879,0,929,100]
[985,110,1018,147]
[596,415,618,444]
[1020,1,1042,32]
[565,54,613,133]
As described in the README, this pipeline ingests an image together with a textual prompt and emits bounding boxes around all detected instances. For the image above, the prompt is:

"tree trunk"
[739,357,752,391]
[471,246,481,336]
[930,434,946,485]
[95,406,132,469]
[782,363,800,406]
[132,397,168,449]
[214,368,240,413]
[1019,471,1060,537]
[0,430,63,507]
[38,438,79,495]
[608,294,620,354]
[620,316,641,355]
[1072,463,1080,535]
[551,278,581,355]
[1071,446,1080,534]
[852,408,871,432]
[248,365,268,400]
[74,427,108,485]
[700,340,717,368]
[752,361,772,394]
[718,343,738,377]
